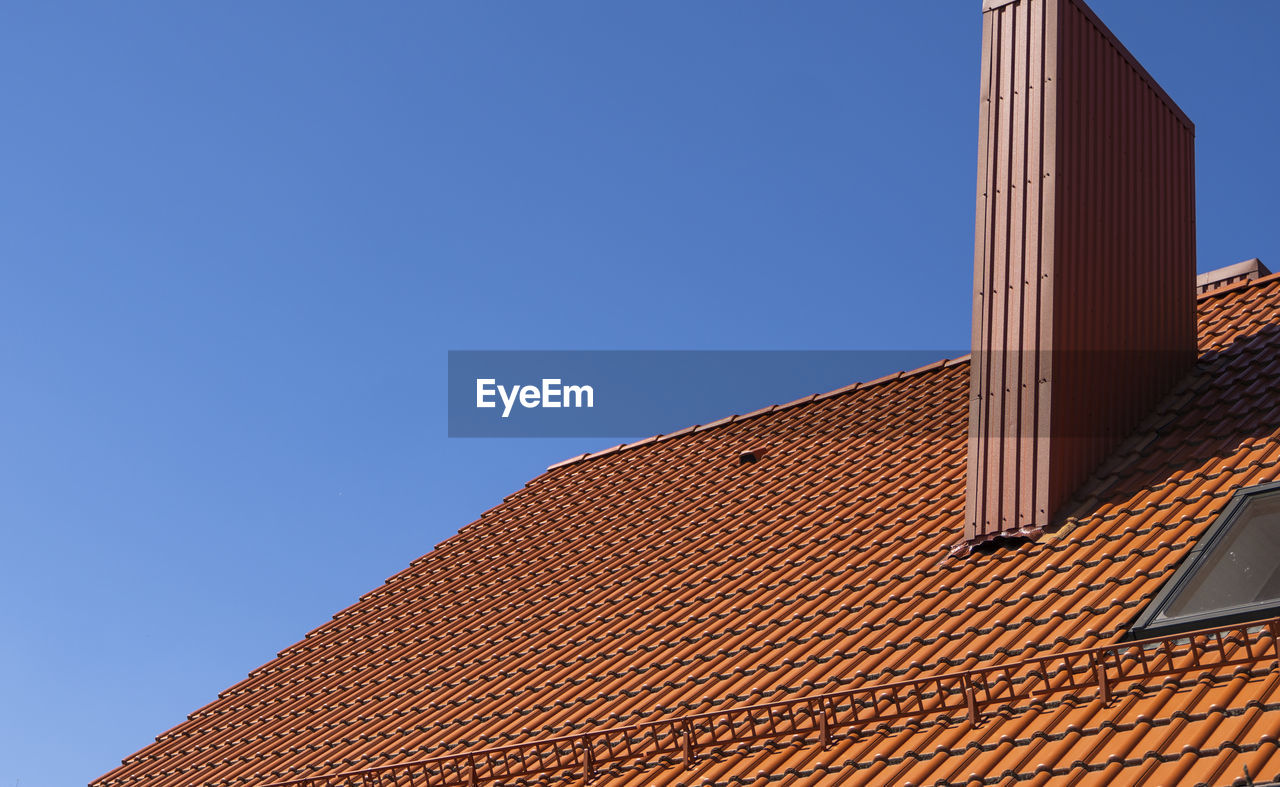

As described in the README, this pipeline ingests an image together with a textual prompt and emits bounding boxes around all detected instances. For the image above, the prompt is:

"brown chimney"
[965,0,1197,543]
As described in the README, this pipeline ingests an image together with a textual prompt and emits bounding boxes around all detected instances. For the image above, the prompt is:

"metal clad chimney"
[966,0,1197,543]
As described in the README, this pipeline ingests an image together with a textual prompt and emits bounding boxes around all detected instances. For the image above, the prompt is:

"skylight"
[1131,481,1280,638]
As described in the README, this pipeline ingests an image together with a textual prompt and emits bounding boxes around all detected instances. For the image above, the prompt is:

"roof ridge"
[545,271,1280,474]
[545,354,971,471]
[1195,269,1280,301]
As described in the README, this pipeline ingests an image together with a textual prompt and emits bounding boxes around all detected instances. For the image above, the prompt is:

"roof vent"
[1196,258,1270,295]
[738,448,767,465]
[966,0,1197,544]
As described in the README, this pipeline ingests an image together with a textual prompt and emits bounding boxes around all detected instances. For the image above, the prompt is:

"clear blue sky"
[1,3,1277,786]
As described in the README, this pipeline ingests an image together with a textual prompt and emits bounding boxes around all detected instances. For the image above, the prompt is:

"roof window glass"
[1131,481,1280,638]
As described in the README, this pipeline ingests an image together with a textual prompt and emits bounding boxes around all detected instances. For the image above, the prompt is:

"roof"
[96,273,1280,787]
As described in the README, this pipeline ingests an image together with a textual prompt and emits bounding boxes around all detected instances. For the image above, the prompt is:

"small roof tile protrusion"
[1197,259,1271,295]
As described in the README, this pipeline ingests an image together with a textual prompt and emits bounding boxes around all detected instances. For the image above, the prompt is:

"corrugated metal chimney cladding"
[966,0,1197,542]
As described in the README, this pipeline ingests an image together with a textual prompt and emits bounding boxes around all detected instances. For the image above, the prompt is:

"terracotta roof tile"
[94,277,1280,787]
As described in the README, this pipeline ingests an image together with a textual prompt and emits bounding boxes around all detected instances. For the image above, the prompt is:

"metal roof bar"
[261,616,1280,787]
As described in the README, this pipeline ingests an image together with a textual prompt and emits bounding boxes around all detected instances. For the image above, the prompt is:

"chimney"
[966,0,1197,543]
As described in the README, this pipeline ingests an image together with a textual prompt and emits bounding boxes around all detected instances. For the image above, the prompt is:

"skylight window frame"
[1129,480,1280,640]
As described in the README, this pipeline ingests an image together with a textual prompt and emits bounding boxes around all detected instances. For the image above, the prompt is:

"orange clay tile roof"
[96,273,1280,787]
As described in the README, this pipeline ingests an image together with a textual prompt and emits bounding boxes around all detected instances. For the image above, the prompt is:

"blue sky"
[1,3,1278,786]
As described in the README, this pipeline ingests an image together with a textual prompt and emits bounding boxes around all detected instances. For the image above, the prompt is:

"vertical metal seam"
[1023,0,1045,529]
[968,8,995,540]
[1006,0,1030,530]
[1035,0,1058,522]
[968,6,1000,540]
